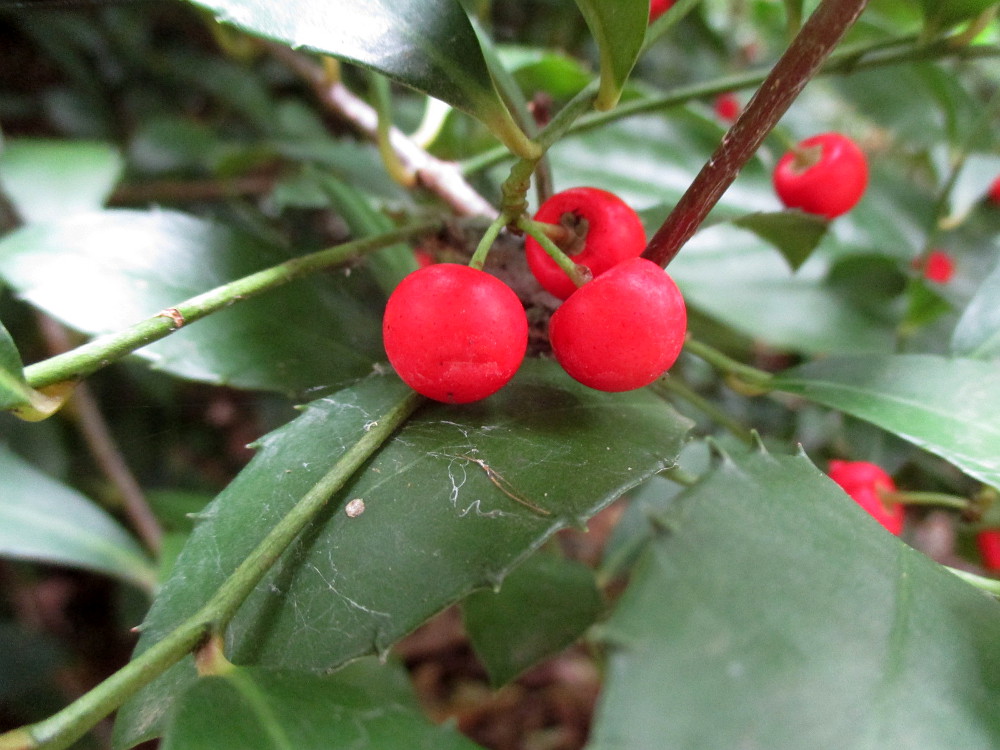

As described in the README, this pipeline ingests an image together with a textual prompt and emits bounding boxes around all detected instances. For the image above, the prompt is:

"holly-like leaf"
[463,551,603,687]
[187,0,536,158]
[0,139,123,223]
[0,446,156,590]
[161,662,484,750]
[772,354,1000,490]
[732,210,828,271]
[114,361,692,747]
[0,210,387,394]
[669,225,896,354]
[572,0,648,110]
[952,259,1000,359]
[589,446,1000,750]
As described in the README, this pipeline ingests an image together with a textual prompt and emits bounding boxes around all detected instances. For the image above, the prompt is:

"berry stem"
[469,214,507,269]
[643,0,871,268]
[24,220,442,391]
[517,217,591,289]
[682,337,774,390]
[653,376,755,446]
[0,389,424,750]
[881,490,972,512]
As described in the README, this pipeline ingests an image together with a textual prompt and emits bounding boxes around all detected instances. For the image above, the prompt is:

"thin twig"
[37,314,164,555]
[268,44,498,219]
[643,0,871,267]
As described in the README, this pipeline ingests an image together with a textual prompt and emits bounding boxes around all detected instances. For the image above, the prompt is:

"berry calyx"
[987,176,1000,206]
[548,258,687,392]
[919,249,955,284]
[828,460,905,535]
[976,529,1000,571]
[713,92,741,123]
[525,187,646,300]
[382,264,527,404]
[649,0,674,22]
[773,133,868,219]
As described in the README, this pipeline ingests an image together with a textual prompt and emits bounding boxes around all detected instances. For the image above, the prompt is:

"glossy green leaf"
[589,445,1000,750]
[0,210,387,394]
[670,225,896,354]
[187,0,535,157]
[0,446,155,590]
[732,211,828,271]
[916,0,999,31]
[463,551,603,687]
[0,139,123,223]
[952,258,1000,359]
[114,361,692,747]
[772,355,1000,490]
[573,0,647,110]
[0,319,30,411]
[162,663,483,750]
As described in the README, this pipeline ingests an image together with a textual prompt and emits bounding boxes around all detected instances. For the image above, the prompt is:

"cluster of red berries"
[383,188,687,404]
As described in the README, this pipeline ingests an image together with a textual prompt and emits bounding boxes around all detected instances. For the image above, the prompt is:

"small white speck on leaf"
[345,498,365,518]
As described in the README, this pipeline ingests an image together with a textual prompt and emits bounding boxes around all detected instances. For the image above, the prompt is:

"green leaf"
[0,210,386,394]
[670,225,896,354]
[0,319,66,420]
[589,445,1000,750]
[772,354,1000,490]
[952,258,1000,359]
[732,211,828,271]
[903,278,952,330]
[114,361,692,747]
[0,139,123,223]
[573,0,647,110]
[162,663,484,750]
[915,0,999,32]
[463,551,603,687]
[0,445,155,590]
[187,0,537,158]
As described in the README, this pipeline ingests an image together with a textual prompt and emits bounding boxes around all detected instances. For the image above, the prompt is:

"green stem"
[947,567,1000,597]
[682,337,773,390]
[883,490,972,512]
[462,34,998,177]
[517,217,589,288]
[653,376,755,446]
[371,73,416,187]
[24,221,440,390]
[534,82,599,152]
[469,214,507,269]
[4,390,424,750]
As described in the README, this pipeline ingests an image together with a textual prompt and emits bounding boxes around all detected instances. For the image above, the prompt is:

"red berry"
[987,177,1000,206]
[828,460,904,535]
[921,249,955,284]
[548,258,686,392]
[773,133,868,219]
[713,92,741,123]
[977,530,1000,571]
[649,0,674,22]
[525,187,646,300]
[382,264,527,403]
[413,248,433,268]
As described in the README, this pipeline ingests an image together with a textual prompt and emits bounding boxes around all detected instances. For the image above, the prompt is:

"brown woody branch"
[643,0,871,267]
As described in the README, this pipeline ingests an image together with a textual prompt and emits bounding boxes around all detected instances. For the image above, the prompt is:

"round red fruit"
[773,133,868,219]
[988,176,1000,206]
[382,264,527,404]
[828,460,904,535]
[713,92,741,123]
[548,257,686,392]
[976,529,1000,571]
[649,0,674,22]
[525,187,646,300]
[921,249,955,284]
